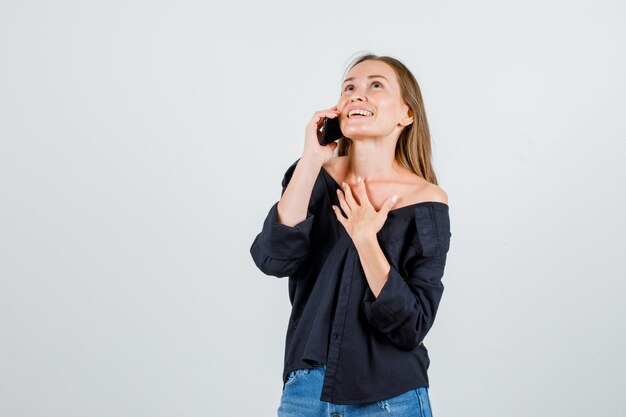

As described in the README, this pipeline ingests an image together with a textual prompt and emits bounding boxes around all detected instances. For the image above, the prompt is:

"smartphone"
[318,116,343,146]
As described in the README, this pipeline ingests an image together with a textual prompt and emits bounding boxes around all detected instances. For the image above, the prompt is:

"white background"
[1,1,625,416]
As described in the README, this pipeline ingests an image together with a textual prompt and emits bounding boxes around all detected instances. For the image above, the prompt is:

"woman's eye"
[343,82,382,92]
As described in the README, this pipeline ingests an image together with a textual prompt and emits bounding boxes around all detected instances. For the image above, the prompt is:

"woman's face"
[337,60,413,140]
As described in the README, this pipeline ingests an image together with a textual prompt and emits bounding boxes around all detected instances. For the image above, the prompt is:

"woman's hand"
[332,177,399,244]
[302,105,342,165]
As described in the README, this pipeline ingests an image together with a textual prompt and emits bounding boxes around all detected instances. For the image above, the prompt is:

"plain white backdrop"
[1,1,625,416]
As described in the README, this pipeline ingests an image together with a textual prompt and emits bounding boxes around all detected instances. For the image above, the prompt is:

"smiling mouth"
[347,109,374,118]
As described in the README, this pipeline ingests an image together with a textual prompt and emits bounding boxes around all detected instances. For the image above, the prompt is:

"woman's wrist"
[299,153,326,169]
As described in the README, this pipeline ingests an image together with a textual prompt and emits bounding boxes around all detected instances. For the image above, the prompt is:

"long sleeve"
[361,204,451,350]
[249,158,319,278]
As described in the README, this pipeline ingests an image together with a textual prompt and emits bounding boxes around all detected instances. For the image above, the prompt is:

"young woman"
[250,53,451,417]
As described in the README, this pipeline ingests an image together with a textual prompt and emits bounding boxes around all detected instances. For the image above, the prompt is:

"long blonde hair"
[337,53,439,185]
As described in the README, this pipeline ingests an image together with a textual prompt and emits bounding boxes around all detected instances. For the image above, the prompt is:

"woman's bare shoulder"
[421,182,448,204]
[404,172,449,205]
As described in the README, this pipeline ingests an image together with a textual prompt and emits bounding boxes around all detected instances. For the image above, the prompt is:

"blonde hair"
[337,53,439,185]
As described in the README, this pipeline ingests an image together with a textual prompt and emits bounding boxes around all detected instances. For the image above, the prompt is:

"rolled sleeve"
[257,202,315,259]
[249,158,318,278]
[250,202,315,277]
[362,203,451,350]
[362,257,446,350]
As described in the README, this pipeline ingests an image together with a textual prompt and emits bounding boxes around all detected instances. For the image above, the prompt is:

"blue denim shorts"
[277,364,433,417]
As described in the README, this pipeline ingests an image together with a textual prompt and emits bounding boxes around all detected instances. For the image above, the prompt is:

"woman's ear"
[401,108,414,126]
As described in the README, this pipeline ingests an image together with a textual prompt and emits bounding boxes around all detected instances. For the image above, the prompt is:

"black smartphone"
[318,116,343,146]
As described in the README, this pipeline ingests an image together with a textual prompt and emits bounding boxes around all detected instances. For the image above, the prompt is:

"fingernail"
[342,182,346,188]
[391,195,398,202]
[337,189,341,194]
[357,176,361,183]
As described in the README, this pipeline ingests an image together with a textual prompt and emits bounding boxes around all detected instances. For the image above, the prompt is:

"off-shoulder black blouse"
[250,157,452,405]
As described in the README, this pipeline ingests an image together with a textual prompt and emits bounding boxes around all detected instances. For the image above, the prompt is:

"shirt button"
[331,414,342,417]
[332,333,338,340]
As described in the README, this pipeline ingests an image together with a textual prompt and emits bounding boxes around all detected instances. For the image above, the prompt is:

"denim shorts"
[277,364,433,417]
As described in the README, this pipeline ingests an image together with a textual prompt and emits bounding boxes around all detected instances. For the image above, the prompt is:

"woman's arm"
[354,236,393,299]
[277,155,323,227]
[359,205,452,350]
[249,156,322,277]
[250,106,341,277]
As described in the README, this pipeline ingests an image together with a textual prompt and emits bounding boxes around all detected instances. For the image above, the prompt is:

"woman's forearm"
[276,155,323,227]
[354,234,390,299]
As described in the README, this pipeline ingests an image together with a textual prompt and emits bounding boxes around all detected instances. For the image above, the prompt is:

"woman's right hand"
[302,105,342,165]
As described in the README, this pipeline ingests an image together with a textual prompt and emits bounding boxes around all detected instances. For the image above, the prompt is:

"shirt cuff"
[361,264,417,334]
[256,201,315,260]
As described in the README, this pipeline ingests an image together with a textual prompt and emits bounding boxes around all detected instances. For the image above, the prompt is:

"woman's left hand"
[332,177,399,244]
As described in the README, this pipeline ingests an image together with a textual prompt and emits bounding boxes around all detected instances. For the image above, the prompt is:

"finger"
[357,176,374,209]
[342,181,360,208]
[379,194,399,216]
[311,110,342,126]
[324,106,342,118]
[327,111,342,118]
[336,188,352,217]
[319,109,341,119]
[331,205,348,228]
[329,104,341,113]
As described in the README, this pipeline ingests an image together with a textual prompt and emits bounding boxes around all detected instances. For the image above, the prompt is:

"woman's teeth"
[349,110,374,118]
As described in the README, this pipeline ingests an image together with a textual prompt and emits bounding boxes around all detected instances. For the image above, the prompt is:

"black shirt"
[249,157,452,405]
